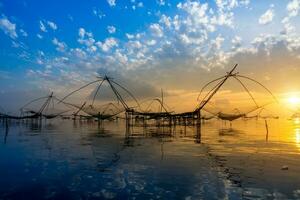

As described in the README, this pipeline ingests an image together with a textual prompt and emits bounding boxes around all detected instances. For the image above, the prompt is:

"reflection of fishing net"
[81,103,124,116]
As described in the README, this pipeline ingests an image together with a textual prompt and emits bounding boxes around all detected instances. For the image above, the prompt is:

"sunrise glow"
[287,95,300,107]
[2,0,300,199]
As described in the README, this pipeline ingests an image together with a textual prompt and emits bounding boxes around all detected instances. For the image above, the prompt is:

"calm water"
[1,118,300,199]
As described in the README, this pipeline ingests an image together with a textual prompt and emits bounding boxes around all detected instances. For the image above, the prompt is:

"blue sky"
[1,0,300,112]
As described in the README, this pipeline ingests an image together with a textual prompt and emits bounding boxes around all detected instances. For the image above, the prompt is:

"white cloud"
[107,25,116,34]
[37,34,43,39]
[240,0,250,6]
[231,36,242,49]
[78,37,95,47]
[131,1,143,10]
[20,29,28,37]
[0,16,17,39]
[287,0,300,17]
[72,48,87,59]
[216,0,238,10]
[93,8,105,19]
[77,28,97,51]
[258,8,274,25]
[96,37,118,52]
[26,0,300,99]
[213,35,224,50]
[115,50,128,65]
[149,23,163,37]
[160,15,172,28]
[88,45,97,52]
[79,28,86,38]
[52,38,67,52]
[39,20,47,32]
[127,40,143,50]
[126,33,134,39]
[137,2,143,7]
[107,0,116,7]
[146,40,157,46]
[47,21,57,30]
[177,1,216,31]
[211,11,234,27]
[157,0,165,6]
[78,27,92,39]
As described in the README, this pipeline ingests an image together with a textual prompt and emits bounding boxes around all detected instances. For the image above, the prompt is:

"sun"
[288,96,300,106]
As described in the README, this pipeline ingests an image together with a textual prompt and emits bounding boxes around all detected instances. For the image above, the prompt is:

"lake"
[1,118,300,199]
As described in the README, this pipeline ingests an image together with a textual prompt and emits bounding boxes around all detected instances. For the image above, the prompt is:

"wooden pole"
[195,110,201,143]
[265,119,269,141]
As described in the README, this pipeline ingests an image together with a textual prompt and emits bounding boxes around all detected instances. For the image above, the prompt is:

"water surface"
[1,118,300,199]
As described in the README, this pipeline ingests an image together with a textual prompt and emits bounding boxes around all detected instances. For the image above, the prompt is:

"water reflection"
[218,128,242,136]
[293,117,300,125]
[2,119,300,199]
[295,128,300,149]
[293,118,300,149]
[4,120,9,144]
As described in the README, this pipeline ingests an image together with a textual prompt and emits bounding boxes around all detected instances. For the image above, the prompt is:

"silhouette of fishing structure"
[19,92,71,120]
[196,65,278,122]
[125,64,243,133]
[291,112,300,120]
[1,64,277,138]
[0,92,71,120]
[60,101,123,121]
[57,64,276,129]
[59,75,139,122]
[245,107,279,120]
[204,105,269,122]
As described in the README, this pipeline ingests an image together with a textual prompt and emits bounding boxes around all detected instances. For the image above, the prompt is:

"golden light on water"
[294,117,300,125]
[292,117,300,149]
[295,127,300,148]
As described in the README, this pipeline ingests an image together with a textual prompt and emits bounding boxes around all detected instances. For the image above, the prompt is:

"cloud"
[130,1,143,10]
[126,33,134,39]
[78,27,93,38]
[39,20,47,32]
[93,8,105,19]
[159,15,171,28]
[177,1,216,31]
[20,29,28,37]
[258,7,274,25]
[137,2,143,7]
[149,23,163,37]
[107,0,116,7]
[47,21,57,30]
[287,0,300,17]
[107,25,116,34]
[0,16,18,39]
[96,37,118,52]
[78,28,85,38]
[21,0,300,108]
[77,28,99,53]
[52,38,67,52]
[37,33,43,39]
[157,0,166,6]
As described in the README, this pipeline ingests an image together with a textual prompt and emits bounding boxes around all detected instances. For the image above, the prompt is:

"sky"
[1,0,300,114]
